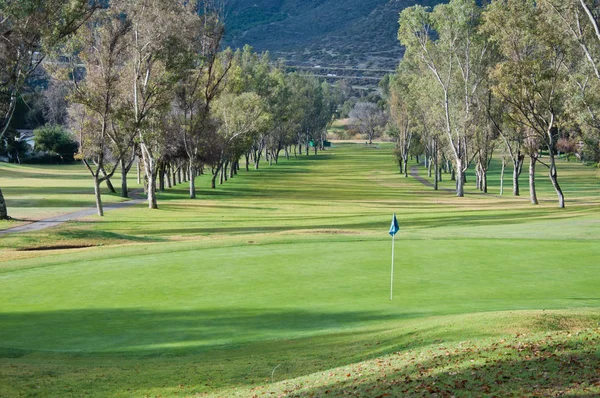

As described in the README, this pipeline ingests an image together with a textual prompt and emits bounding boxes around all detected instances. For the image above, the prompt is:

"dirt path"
[0,191,145,236]
[409,164,454,192]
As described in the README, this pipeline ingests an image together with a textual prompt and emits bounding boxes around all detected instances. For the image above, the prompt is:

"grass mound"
[245,321,600,397]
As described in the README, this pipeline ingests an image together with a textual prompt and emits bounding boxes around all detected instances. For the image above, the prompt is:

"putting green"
[2,236,599,354]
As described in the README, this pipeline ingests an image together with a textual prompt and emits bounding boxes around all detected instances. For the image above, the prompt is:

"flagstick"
[390,233,395,301]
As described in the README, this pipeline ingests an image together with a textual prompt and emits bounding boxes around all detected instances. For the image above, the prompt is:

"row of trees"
[0,0,339,219]
[387,0,600,208]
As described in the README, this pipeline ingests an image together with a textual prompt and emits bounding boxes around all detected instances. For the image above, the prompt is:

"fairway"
[1,143,600,397]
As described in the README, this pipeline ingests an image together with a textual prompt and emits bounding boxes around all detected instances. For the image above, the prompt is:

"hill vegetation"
[224,0,444,82]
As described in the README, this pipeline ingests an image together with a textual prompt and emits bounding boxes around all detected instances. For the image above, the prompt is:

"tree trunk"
[141,150,158,209]
[482,167,488,194]
[500,158,505,196]
[455,159,465,197]
[427,156,433,178]
[159,165,165,192]
[0,188,9,220]
[219,161,226,184]
[245,154,250,171]
[137,156,141,185]
[211,164,221,189]
[189,163,196,199]
[512,154,524,196]
[101,167,117,194]
[255,151,261,170]
[433,148,439,191]
[120,158,129,198]
[93,176,104,217]
[166,165,172,189]
[548,152,565,208]
[529,155,538,205]
[147,173,158,209]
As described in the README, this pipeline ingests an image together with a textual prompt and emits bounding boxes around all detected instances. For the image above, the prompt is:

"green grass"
[1,143,599,397]
[0,162,143,229]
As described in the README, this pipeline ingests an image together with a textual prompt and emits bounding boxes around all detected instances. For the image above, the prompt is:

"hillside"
[224,0,443,86]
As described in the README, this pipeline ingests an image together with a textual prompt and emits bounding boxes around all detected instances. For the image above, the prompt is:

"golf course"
[1,142,599,397]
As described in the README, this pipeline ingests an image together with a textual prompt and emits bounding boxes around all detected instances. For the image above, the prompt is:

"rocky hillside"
[224,0,443,86]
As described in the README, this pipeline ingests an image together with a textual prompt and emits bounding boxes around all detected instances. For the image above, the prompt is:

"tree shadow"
[0,307,423,355]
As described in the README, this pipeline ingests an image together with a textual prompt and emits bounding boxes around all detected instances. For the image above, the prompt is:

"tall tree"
[211,92,268,189]
[58,8,133,216]
[0,0,100,219]
[484,0,569,208]
[398,0,491,197]
[174,2,231,199]
[349,102,387,145]
[541,0,600,166]
[116,0,200,209]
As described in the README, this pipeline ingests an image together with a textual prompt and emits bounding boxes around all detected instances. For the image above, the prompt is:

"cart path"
[0,190,145,236]
[409,164,454,192]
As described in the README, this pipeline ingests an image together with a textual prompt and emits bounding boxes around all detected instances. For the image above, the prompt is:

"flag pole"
[388,213,399,301]
[390,233,395,301]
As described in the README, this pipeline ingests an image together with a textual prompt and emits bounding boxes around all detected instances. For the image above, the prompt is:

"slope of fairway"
[1,143,599,397]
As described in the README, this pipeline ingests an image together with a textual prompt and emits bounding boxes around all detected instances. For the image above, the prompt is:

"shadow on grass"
[0,308,423,356]
[55,229,164,243]
[285,333,600,397]
[0,169,92,180]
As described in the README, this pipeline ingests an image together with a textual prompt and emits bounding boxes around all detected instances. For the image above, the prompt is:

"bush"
[33,125,78,163]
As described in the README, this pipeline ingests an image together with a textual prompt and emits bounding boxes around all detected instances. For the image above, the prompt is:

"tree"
[398,0,491,197]
[33,124,78,162]
[211,92,268,188]
[541,0,600,167]
[0,128,29,163]
[484,0,569,208]
[0,0,100,219]
[58,7,133,215]
[349,102,387,145]
[115,0,202,209]
[389,69,414,178]
[174,2,231,199]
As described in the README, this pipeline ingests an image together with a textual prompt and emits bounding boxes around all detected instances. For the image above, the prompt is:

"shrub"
[33,125,78,163]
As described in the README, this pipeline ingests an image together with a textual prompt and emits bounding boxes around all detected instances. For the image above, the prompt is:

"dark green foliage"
[33,125,78,163]
[0,129,30,163]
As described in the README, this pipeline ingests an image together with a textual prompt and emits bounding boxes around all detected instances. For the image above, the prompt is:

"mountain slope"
[224,0,443,79]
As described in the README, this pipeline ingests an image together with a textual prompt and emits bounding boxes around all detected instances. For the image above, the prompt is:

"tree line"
[0,0,339,219]
[387,0,600,208]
